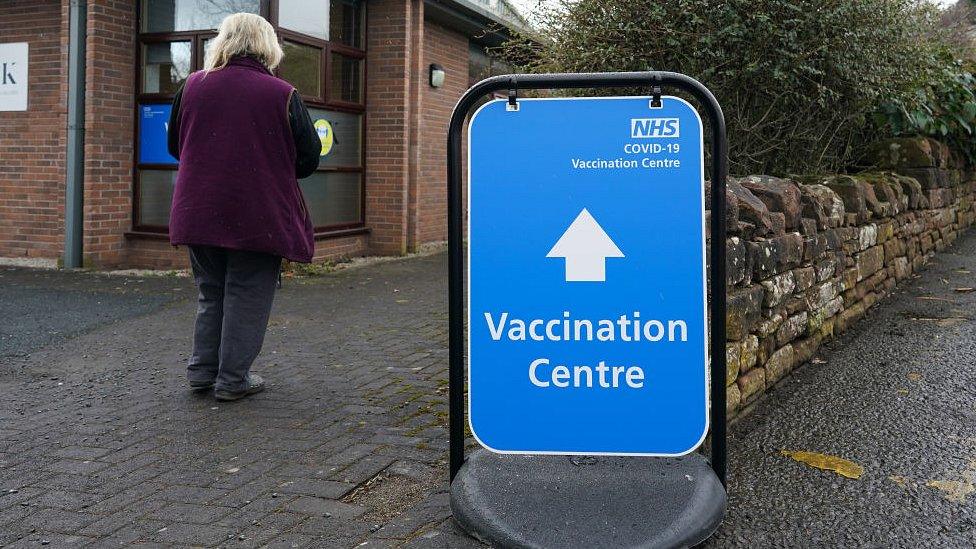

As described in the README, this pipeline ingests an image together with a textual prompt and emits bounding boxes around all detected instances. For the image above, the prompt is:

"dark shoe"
[188,379,216,391]
[214,374,266,401]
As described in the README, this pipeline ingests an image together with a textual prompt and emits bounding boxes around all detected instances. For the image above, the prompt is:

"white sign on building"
[0,43,29,112]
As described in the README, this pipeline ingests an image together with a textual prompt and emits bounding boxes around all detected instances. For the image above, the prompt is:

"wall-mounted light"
[429,64,445,88]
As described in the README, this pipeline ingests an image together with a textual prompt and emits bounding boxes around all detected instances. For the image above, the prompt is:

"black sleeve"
[167,81,185,161]
[289,92,322,179]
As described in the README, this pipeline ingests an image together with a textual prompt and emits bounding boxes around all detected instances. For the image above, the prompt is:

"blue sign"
[139,103,177,164]
[468,97,708,456]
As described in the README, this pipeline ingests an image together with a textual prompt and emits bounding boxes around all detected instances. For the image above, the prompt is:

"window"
[276,1,366,230]
[330,53,362,104]
[137,170,178,226]
[277,0,364,47]
[304,106,364,229]
[141,41,191,94]
[299,172,362,227]
[278,0,331,41]
[141,0,261,33]
[280,41,323,98]
[329,0,366,48]
[134,1,367,233]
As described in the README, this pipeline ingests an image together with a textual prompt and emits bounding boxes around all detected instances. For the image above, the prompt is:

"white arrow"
[546,208,624,282]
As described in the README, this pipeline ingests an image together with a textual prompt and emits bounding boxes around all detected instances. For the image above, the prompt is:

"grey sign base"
[450,448,726,549]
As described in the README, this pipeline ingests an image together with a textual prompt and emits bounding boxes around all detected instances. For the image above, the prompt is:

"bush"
[501,0,950,176]
[874,54,976,166]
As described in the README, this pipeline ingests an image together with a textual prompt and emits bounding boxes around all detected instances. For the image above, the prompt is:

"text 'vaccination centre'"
[0,0,526,268]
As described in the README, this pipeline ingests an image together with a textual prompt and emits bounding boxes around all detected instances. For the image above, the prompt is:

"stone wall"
[719,137,976,416]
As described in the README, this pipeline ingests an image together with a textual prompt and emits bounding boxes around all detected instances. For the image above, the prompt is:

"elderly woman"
[166,13,320,401]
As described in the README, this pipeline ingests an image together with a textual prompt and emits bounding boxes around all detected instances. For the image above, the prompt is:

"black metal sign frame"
[447,71,728,486]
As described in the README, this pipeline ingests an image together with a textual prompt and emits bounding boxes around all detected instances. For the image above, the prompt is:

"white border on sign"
[465,95,711,457]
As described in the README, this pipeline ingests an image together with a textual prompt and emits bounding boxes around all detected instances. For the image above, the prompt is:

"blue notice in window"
[139,103,177,165]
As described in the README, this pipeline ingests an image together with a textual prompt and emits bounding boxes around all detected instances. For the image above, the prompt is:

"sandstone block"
[726,285,764,340]
[815,258,837,282]
[899,167,946,190]
[776,312,808,347]
[876,221,894,243]
[863,137,938,169]
[740,335,759,372]
[727,384,741,416]
[755,313,784,338]
[737,368,765,402]
[893,256,910,280]
[726,342,741,386]
[857,178,888,217]
[806,279,840,310]
[793,266,816,291]
[835,302,866,333]
[825,176,869,223]
[747,240,777,280]
[858,224,877,251]
[855,245,885,281]
[773,233,804,271]
[894,175,927,209]
[728,178,774,236]
[740,176,804,231]
[761,271,796,308]
[727,237,749,286]
[803,235,828,262]
[764,345,796,385]
[792,335,821,365]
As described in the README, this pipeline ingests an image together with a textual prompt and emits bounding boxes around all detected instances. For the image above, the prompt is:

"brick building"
[0,0,523,268]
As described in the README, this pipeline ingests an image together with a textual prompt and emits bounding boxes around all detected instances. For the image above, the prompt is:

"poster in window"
[139,103,178,165]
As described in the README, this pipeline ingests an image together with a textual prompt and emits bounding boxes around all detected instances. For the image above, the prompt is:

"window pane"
[330,54,362,103]
[279,42,323,98]
[299,172,362,227]
[142,41,192,94]
[308,109,362,168]
[141,0,261,32]
[138,170,177,226]
[330,0,365,48]
[278,0,330,41]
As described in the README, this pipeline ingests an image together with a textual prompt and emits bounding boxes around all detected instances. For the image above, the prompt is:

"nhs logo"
[631,118,680,138]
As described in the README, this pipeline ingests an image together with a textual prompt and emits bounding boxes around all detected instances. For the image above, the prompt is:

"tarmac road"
[703,230,976,548]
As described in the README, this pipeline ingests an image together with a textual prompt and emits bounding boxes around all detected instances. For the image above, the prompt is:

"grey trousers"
[187,245,281,392]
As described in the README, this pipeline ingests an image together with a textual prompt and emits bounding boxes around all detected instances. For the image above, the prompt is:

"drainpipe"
[64,0,87,268]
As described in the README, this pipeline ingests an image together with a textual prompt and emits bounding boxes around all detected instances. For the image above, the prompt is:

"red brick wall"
[365,0,416,255]
[122,233,370,270]
[83,0,136,268]
[0,0,468,268]
[0,1,67,260]
[418,19,468,245]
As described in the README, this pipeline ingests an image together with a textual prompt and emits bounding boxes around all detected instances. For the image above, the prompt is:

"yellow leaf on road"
[926,480,975,503]
[781,450,864,479]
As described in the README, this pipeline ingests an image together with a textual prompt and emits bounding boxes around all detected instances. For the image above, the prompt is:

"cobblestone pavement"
[1,255,480,548]
[2,233,976,548]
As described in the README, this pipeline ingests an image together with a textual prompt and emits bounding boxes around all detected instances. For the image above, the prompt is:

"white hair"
[205,13,284,72]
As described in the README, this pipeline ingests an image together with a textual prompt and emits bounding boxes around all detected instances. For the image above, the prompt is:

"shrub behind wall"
[503,0,949,176]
